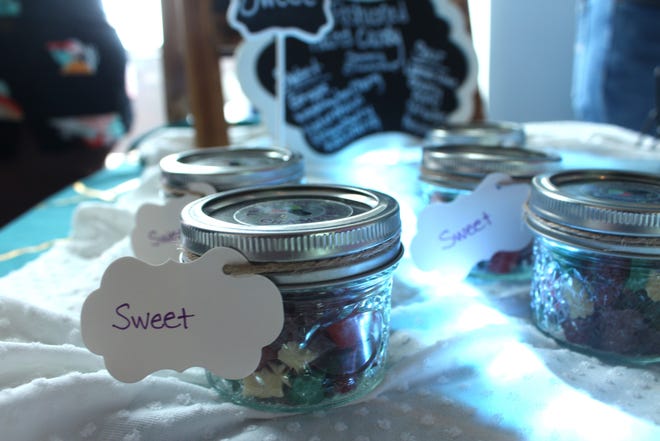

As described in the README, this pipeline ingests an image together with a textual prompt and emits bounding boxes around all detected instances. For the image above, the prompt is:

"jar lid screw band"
[524,206,660,255]
[182,235,402,276]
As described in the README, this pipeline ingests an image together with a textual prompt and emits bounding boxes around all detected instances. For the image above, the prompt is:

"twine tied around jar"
[181,235,402,276]
[162,183,210,199]
[524,206,660,249]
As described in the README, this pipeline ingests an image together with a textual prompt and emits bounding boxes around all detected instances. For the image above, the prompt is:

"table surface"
[0,161,143,278]
[0,122,659,441]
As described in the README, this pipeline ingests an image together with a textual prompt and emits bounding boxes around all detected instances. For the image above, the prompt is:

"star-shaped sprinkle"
[242,362,290,398]
[278,341,318,373]
[645,270,660,302]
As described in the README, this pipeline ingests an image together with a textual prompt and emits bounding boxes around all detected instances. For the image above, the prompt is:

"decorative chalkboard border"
[236,0,478,154]
[227,0,334,43]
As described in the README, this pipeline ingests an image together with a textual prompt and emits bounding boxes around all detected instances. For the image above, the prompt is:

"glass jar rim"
[160,146,304,191]
[420,145,561,189]
[425,120,526,147]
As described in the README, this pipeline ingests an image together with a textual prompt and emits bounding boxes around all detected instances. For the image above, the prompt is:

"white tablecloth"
[1,122,658,441]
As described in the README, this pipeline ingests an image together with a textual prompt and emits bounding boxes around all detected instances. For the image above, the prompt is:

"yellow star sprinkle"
[242,363,290,398]
[277,342,318,373]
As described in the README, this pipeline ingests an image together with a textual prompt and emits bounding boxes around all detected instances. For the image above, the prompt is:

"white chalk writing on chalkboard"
[332,1,410,27]
[401,37,466,132]
[236,0,478,153]
[286,57,383,152]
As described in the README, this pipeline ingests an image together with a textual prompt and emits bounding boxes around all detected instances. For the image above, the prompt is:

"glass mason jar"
[418,144,561,281]
[525,169,660,364]
[159,146,304,199]
[179,184,403,412]
[425,121,526,147]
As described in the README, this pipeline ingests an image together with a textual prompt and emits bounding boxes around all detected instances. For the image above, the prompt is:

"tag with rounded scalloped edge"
[410,173,532,280]
[131,182,215,265]
[81,247,284,383]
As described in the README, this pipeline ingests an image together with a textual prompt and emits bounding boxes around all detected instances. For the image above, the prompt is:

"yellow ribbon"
[0,239,67,263]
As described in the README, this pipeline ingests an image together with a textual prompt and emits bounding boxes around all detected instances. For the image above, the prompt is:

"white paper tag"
[131,196,197,265]
[410,173,532,280]
[81,247,284,383]
[131,180,216,265]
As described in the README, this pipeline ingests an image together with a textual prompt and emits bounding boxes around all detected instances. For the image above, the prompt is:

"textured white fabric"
[1,122,658,441]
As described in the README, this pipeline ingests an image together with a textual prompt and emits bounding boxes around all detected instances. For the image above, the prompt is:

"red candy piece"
[324,312,379,349]
[487,250,520,274]
[333,375,358,394]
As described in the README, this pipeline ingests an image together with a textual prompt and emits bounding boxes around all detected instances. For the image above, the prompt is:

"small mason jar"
[179,184,403,412]
[525,169,660,364]
[425,121,526,147]
[159,146,304,199]
[419,144,561,280]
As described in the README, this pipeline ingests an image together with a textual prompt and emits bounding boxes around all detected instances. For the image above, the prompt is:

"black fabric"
[17,0,110,24]
[0,0,132,152]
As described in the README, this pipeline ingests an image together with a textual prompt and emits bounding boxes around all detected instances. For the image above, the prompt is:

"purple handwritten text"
[148,229,180,247]
[112,303,195,330]
[439,212,492,250]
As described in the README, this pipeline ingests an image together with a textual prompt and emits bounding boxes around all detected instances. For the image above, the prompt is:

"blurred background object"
[3,0,658,227]
[572,0,660,134]
[0,0,133,226]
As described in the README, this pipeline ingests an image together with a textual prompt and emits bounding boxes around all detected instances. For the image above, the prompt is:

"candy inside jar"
[418,144,561,281]
[529,239,660,361]
[180,184,403,412]
[206,270,394,409]
[525,169,660,363]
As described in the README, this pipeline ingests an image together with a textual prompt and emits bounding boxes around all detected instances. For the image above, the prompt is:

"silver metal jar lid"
[160,146,304,193]
[425,121,526,147]
[420,145,562,190]
[525,169,660,255]
[179,184,402,284]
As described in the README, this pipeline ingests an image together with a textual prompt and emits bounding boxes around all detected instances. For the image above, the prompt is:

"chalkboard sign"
[227,0,333,42]
[236,0,478,154]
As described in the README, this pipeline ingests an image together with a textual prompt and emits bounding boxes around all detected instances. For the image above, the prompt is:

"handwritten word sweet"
[439,212,492,250]
[112,303,195,330]
[147,229,180,247]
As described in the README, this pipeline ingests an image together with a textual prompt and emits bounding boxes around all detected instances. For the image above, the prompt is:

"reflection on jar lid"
[525,169,660,255]
[159,146,304,192]
[420,145,562,190]
[425,121,526,147]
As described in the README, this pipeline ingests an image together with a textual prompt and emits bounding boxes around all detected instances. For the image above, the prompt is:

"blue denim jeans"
[572,0,660,132]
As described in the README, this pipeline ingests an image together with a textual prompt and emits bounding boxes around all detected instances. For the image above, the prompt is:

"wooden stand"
[161,0,229,147]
